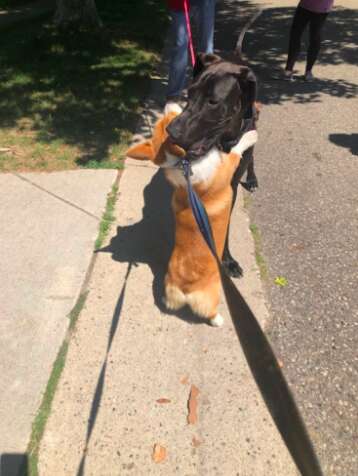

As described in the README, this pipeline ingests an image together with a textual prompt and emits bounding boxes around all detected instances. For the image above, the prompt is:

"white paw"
[164,102,183,116]
[209,313,224,327]
[233,130,258,156]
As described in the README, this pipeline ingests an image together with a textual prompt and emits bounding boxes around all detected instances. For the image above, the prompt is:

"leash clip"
[180,157,193,179]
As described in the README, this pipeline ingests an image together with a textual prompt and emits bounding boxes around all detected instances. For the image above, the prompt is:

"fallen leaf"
[156,398,171,404]
[278,359,284,368]
[192,436,202,447]
[187,384,200,425]
[0,147,11,153]
[180,375,189,385]
[288,242,305,252]
[152,444,167,463]
[274,276,288,287]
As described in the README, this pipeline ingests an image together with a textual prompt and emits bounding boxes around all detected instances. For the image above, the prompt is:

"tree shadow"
[98,168,209,325]
[215,0,358,105]
[0,0,168,168]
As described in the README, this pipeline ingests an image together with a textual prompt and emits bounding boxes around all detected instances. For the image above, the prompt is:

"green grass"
[0,0,168,171]
[28,341,68,476]
[68,292,89,331]
[249,223,268,280]
[27,292,88,476]
[243,191,269,279]
[243,192,253,209]
[95,183,118,249]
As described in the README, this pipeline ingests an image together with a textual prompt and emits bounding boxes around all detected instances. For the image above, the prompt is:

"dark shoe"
[271,69,294,81]
[304,71,314,81]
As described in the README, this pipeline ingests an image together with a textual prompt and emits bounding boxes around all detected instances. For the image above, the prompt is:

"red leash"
[183,0,196,67]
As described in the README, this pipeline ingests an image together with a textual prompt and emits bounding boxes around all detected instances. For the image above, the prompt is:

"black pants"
[286,6,328,72]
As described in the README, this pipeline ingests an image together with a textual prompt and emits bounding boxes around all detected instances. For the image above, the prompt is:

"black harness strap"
[181,158,323,476]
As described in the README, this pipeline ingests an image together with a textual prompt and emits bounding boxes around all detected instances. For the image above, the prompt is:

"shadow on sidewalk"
[0,453,28,476]
[76,263,132,476]
[215,1,358,105]
[99,169,209,325]
[329,132,358,156]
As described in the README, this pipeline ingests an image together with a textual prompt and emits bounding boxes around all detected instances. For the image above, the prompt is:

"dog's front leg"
[240,146,258,192]
[223,150,257,277]
[222,154,246,278]
[223,131,258,278]
[222,163,245,278]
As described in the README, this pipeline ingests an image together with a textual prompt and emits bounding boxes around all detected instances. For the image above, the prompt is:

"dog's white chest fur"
[163,148,222,188]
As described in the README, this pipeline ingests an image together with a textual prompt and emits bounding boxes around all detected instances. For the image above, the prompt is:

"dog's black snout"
[166,120,182,145]
[166,113,191,149]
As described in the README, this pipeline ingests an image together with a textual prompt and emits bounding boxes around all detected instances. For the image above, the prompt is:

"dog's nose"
[166,116,189,149]
[166,121,182,145]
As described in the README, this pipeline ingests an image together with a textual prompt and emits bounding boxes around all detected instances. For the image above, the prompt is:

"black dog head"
[166,53,257,159]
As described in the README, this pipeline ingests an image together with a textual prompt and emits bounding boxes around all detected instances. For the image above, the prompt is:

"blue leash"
[181,158,217,256]
[181,157,323,476]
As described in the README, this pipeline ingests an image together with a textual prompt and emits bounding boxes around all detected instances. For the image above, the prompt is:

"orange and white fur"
[126,105,257,326]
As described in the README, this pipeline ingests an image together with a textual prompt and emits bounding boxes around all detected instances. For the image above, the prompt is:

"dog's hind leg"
[164,283,187,311]
[186,281,223,327]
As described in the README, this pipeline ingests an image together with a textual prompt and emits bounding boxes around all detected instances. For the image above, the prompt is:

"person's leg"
[285,6,310,73]
[305,11,329,76]
[194,0,216,53]
[167,10,189,100]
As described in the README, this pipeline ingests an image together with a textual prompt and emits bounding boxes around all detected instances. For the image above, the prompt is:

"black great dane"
[167,12,261,278]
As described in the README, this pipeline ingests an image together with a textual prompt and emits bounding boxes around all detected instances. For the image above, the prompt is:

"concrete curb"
[0,169,119,476]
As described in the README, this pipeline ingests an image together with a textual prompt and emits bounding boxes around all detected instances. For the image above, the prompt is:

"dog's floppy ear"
[193,53,221,79]
[236,67,257,108]
[219,68,258,154]
[126,113,180,163]
[126,139,155,161]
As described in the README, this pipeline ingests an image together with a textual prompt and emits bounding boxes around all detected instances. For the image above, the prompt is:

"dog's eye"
[208,98,219,106]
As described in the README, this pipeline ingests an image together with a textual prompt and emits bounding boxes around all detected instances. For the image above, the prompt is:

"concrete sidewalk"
[0,170,117,474]
[38,4,299,476]
[35,0,357,475]
[38,164,297,476]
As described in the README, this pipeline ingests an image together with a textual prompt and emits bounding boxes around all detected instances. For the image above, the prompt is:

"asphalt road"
[216,1,358,474]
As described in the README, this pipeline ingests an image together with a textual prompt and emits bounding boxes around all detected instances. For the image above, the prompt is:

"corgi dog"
[126,106,257,326]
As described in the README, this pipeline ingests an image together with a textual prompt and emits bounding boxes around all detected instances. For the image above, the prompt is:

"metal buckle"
[180,158,193,179]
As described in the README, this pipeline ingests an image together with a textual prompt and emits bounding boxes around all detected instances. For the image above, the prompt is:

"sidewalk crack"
[13,173,101,221]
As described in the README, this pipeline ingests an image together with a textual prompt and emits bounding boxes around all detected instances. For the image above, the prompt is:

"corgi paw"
[209,313,224,327]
